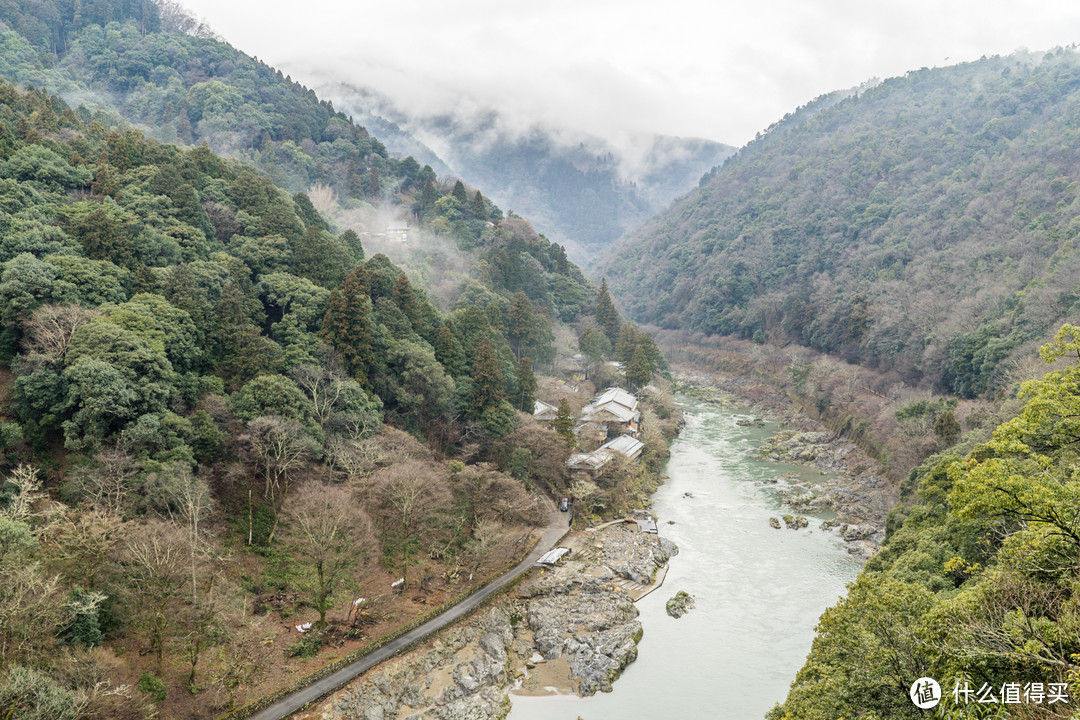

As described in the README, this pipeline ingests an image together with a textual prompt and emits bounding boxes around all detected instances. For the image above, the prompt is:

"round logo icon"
[910,677,941,709]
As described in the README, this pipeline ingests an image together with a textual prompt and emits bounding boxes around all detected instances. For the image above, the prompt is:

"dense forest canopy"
[0,3,676,717]
[602,48,1080,399]
[769,325,1080,720]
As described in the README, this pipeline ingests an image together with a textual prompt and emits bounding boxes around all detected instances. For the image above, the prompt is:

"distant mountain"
[599,48,1080,397]
[314,82,735,261]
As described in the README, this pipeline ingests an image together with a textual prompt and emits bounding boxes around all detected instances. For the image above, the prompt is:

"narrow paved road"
[247,503,570,720]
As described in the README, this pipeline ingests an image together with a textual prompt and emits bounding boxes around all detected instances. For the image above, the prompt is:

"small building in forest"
[581,386,640,437]
[533,399,559,422]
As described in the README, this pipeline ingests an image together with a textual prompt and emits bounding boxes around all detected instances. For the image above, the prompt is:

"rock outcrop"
[665,591,695,619]
[320,525,676,719]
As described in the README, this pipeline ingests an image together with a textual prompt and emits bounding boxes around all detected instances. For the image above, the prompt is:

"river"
[507,397,862,720]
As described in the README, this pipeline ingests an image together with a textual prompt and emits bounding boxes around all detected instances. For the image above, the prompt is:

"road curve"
[247,503,570,720]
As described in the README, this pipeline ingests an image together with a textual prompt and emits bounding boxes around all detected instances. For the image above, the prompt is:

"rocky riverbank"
[754,429,891,559]
[316,526,675,720]
[674,374,893,560]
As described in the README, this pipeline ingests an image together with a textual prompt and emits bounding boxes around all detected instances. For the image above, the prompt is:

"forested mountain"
[602,48,1080,399]
[315,82,735,260]
[0,3,676,717]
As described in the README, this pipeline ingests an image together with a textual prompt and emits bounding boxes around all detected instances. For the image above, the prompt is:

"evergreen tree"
[626,344,653,388]
[615,323,639,363]
[550,399,576,449]
[452,180,468,205]
[595,278,621,342]
[392,274,421,333]
[507,292,535,359]
[420,177,438,214]
[514,357,537,412]
[340,229,365,264]
[471,190,487,220]
[934,409,961,445]
[468,337,505,419]
[432,322,465,377]
[321,267,374,386]
[366,167,381,198]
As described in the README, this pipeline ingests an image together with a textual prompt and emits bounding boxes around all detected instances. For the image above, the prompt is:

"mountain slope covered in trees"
[602,49,1080,399]
[0,4,676,718]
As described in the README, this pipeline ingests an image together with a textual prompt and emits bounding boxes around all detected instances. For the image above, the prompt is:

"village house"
[566,433,644,479]
[533,399,559,423]
[386,221,408,242]
[581,386,640,438]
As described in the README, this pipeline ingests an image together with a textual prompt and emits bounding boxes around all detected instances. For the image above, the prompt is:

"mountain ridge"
[313,80,735,261]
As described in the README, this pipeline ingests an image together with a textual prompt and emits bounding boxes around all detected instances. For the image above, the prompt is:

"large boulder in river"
[666,591,696,619]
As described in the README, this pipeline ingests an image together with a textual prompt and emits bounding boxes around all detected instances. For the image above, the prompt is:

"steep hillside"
[315,82,735,260]
[602,49,1080,398]
[0,5,678,717]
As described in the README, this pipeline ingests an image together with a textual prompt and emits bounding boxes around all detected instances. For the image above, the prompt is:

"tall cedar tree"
[392,274,421,333]
[515,357,537,411]
[507,292,535,359]
[468,336,505,419]
[471,190,487,219]
[626,344,653,388]
[551,399,576,448]
[452,180,469,205]
[322,267,374,386]
[433,323,465,377]
[595,278,621,343]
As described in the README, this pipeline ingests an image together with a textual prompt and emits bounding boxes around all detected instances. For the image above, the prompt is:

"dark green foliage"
[321,267,374,386]
[933,409,961,444]
[594,278,620,342]
[468,337,505,420]
[285,630,324,659]
[551,399,575,448]
[604,51,1080,393]
[578,327,611,364]
[60,586,104,648]
[229,374,311,423]
[513,357,537,412]
[137,671,167,703]
[625,345,652,388]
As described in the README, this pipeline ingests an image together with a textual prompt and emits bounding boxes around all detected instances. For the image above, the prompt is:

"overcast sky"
[179,0,1080,148]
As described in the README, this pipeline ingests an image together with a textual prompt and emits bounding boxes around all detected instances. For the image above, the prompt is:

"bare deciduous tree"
[244,415,318,543]
[374,460,450,591]
[152,463,214,603]
[153,0,218,38]
[0,563,66,663]
[20,303,100,365]
[208,618,274,711]
[291,364,347,427]
[121,520,186,672]
[283,484,372,629]
[42,508,128,590]
[66,447,138,516]
[0,464,47,525]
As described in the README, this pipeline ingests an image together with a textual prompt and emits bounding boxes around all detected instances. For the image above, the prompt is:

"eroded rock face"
[324,610,515,720]
[598,526,674,585]
[526,580,642,695]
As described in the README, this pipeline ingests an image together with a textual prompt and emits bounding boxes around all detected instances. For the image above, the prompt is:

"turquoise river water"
[507,398,862,720]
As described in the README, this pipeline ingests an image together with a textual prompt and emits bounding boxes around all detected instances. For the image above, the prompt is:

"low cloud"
[181,0,1080,148]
